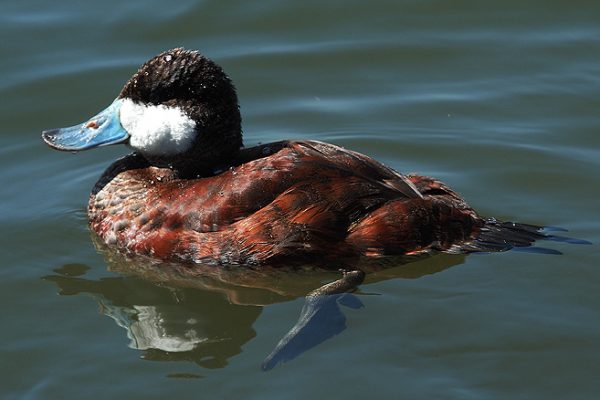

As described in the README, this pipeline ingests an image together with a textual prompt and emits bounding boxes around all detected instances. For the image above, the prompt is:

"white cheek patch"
[119,98,197,156]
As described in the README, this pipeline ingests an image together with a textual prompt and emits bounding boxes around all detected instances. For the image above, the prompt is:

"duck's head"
[42,48,242,176]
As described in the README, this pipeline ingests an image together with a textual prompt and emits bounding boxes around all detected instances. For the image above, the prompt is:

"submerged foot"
[261,269,365,371]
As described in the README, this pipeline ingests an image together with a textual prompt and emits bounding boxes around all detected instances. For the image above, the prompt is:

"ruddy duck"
[42,48,566,267]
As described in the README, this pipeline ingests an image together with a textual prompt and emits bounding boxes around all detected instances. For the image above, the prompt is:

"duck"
[42,47,558,268]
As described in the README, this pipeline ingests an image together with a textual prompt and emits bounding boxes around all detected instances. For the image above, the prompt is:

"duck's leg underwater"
[261,270,365,371]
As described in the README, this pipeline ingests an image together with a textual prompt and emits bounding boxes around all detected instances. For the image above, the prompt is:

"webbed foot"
[261,269,365,371]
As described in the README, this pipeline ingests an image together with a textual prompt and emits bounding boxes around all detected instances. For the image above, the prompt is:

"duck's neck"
[139,127,244,178]
[172,150,241,179]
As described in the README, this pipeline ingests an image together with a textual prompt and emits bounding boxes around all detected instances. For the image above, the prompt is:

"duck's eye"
[85,120,99,129]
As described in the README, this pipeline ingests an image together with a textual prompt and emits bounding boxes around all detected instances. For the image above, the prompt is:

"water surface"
[1,1,599,399]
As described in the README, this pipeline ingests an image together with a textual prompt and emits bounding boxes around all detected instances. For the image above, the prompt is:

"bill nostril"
[85,120,99,129]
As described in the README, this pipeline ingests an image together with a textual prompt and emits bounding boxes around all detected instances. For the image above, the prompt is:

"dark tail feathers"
[455,218,591,255]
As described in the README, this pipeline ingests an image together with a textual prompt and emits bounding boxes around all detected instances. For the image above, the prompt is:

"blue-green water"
[2,1,599,399]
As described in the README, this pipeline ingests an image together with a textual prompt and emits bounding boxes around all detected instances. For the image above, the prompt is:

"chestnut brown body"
[89,140,485,266]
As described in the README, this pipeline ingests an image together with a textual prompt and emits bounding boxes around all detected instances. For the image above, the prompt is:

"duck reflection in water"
[44,238,468,371]
[44,263,260,369]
